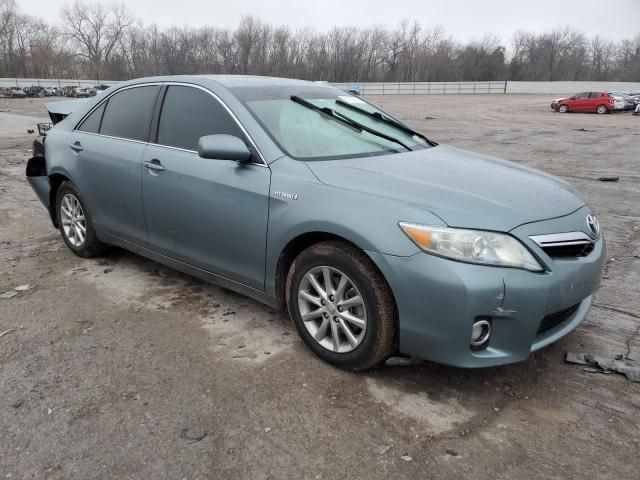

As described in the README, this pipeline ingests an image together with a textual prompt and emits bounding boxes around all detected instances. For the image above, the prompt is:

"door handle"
[144,160,165,172]
[68,141,83,152]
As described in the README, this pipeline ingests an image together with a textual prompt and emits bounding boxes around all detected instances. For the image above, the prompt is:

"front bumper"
[368,207,606,368]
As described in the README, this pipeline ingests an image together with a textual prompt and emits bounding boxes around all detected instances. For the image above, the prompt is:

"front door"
[141,85,271,291]
[570,92,590,111]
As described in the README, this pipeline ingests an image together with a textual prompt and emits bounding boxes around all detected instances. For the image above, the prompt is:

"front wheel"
[56,181,106,257]
[596,104,608,114]
[558,104,569,113]
[286,241,396,371]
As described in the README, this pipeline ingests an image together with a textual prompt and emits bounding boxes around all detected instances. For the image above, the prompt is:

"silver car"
[26,76,606,370]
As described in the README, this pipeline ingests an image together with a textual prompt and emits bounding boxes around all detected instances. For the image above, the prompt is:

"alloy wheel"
[60,193,87,247]
[297,266,367,353]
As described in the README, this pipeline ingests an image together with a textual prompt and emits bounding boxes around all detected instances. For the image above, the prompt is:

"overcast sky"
[18,0,640,42]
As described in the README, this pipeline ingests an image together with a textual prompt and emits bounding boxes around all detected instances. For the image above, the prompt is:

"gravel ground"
[1,94,639,480]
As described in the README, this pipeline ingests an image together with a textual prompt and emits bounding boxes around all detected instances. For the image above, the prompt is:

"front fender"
[264,157,446,296]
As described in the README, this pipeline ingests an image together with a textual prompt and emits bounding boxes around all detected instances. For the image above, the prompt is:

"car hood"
[305,145,585,232]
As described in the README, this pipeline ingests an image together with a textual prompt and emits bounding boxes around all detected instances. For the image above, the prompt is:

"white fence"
[0,78,119,88]
[3,78,640,95]
[506,81,640,94]
[334,80,640,95]
[332,81,507,95]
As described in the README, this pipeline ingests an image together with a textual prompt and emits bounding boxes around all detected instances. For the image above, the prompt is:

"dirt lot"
[1,94,639,480]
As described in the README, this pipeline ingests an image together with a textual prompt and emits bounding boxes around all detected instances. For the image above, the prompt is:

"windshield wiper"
[335,99,436,146]
[290,96,412,151]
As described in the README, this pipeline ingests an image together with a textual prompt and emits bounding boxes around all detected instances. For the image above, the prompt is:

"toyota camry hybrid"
[26,75,606,371]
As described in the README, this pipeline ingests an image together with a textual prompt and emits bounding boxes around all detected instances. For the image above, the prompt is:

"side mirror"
[197,134,252,163]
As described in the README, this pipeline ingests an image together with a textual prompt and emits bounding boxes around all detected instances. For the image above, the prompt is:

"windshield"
[230,85,430,160]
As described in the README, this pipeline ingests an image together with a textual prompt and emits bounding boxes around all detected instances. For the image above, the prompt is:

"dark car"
[24,86,46,97]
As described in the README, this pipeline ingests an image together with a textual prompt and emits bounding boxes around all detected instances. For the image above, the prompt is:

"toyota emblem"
[586,214,600,237]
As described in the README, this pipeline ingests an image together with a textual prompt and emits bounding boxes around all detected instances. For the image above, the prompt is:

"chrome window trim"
[73,81,268,167]
[74,130,149,146]
[529,232,593,248]
[74,82,163,133]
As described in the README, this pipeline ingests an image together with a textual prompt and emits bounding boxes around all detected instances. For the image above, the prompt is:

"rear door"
[141,84,271,290]
[589,92,604,111]
[66,84,161,244]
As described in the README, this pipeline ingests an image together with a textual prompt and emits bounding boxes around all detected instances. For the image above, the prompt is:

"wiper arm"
[335,99,436,146]
[291,95,363,132]
[290,96,412,151]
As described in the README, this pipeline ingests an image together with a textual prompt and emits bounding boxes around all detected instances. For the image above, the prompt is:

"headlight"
[399,222,543,271]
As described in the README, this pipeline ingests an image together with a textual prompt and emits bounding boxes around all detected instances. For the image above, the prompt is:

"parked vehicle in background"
[24,86,46,97]
[609,95,627,111]
[26,75,605,371]
[71,88,92,98]
[551,92,616,114]
[347,84,360,95]
[94,84,110,91]
[609,92,637,111]
[6,87,27,98]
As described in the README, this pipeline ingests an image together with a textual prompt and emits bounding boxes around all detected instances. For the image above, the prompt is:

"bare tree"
[1,1,638,83]
[62,0,131,79]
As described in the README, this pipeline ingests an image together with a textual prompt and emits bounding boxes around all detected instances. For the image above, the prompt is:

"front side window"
[156,85,245,151]
[230,85,429,160]
[100,85,160,141]
[574,92,590,99]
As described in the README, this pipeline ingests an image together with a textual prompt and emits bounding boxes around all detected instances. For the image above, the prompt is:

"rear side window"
[156,85,244,151]
[590,92,603,98]
[100,85,160,141]
[78,103,105,133]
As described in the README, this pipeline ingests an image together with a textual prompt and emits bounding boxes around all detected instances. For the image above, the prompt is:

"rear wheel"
[558,104,569,113]
[286,241,396,371]
[56,181,106,257]
[596,104,608,114]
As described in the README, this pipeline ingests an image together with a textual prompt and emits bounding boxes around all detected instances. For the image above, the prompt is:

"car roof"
[120,74,318,90]
[199,75,313,87]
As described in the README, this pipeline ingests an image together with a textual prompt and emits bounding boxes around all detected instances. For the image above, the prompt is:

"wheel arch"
[273,231,398,320]
[48,173,71,228]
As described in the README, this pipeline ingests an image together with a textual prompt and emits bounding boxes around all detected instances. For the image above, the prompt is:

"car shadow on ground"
[89,246,554,399]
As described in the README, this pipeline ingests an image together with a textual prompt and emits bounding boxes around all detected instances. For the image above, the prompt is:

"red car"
[551,92,616,114]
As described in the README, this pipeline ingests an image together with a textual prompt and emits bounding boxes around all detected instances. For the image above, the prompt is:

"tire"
[55,181,106,257]
[286,241,396,371]
[558,104,569,113]
[596,104,608,114]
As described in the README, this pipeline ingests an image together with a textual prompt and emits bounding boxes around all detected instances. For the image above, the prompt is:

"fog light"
[471,319,491,348]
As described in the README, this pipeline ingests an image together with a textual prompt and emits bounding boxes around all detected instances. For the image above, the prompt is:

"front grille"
[537,304,579,335]
[529,232,595,259]
[541,242,594,257]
